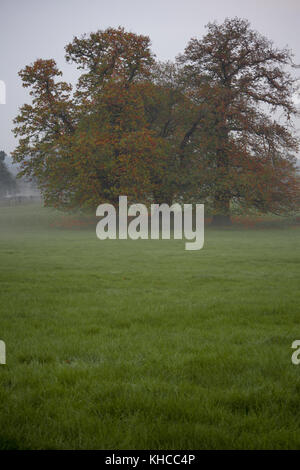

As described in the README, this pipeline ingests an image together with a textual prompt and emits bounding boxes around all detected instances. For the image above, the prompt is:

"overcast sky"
[1,0,299,162]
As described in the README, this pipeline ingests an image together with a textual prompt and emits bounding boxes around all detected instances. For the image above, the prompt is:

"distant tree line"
[0,151,16,197]
[12,18,300,224]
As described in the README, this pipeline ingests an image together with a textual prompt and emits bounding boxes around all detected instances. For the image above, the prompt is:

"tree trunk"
[211,194,232,227]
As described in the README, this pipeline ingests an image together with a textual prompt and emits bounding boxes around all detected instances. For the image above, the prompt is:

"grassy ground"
[0,204,300,450]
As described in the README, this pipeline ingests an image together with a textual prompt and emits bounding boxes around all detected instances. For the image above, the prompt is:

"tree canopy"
[12,19,300,223]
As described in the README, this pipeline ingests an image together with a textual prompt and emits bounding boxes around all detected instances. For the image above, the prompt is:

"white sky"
[1,0,299,160]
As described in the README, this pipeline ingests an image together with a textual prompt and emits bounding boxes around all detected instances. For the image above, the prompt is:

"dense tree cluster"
[12,18,300,224]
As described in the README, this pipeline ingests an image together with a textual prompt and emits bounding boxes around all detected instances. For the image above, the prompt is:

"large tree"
[12,21,300,220]
[12,28,175,209]
[178,17,300,224]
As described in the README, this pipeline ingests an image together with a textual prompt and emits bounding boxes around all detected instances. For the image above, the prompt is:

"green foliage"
[11,20,300,217]
[178,18,300,219]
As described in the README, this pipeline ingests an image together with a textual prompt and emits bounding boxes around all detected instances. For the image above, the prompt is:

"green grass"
[0,204,300,449]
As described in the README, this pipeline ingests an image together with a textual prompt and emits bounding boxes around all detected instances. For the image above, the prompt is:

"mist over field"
[0,0,300,453]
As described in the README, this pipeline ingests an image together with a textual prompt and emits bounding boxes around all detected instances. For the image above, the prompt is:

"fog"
[0,0,299,164]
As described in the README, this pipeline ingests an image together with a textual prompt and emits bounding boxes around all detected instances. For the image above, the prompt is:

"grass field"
[0,204,300,449]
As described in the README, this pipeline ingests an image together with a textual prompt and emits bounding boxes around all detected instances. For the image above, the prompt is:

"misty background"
[1,0,299,179]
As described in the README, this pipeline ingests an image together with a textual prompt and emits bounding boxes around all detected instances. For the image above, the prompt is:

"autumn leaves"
[12,20,300,223]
